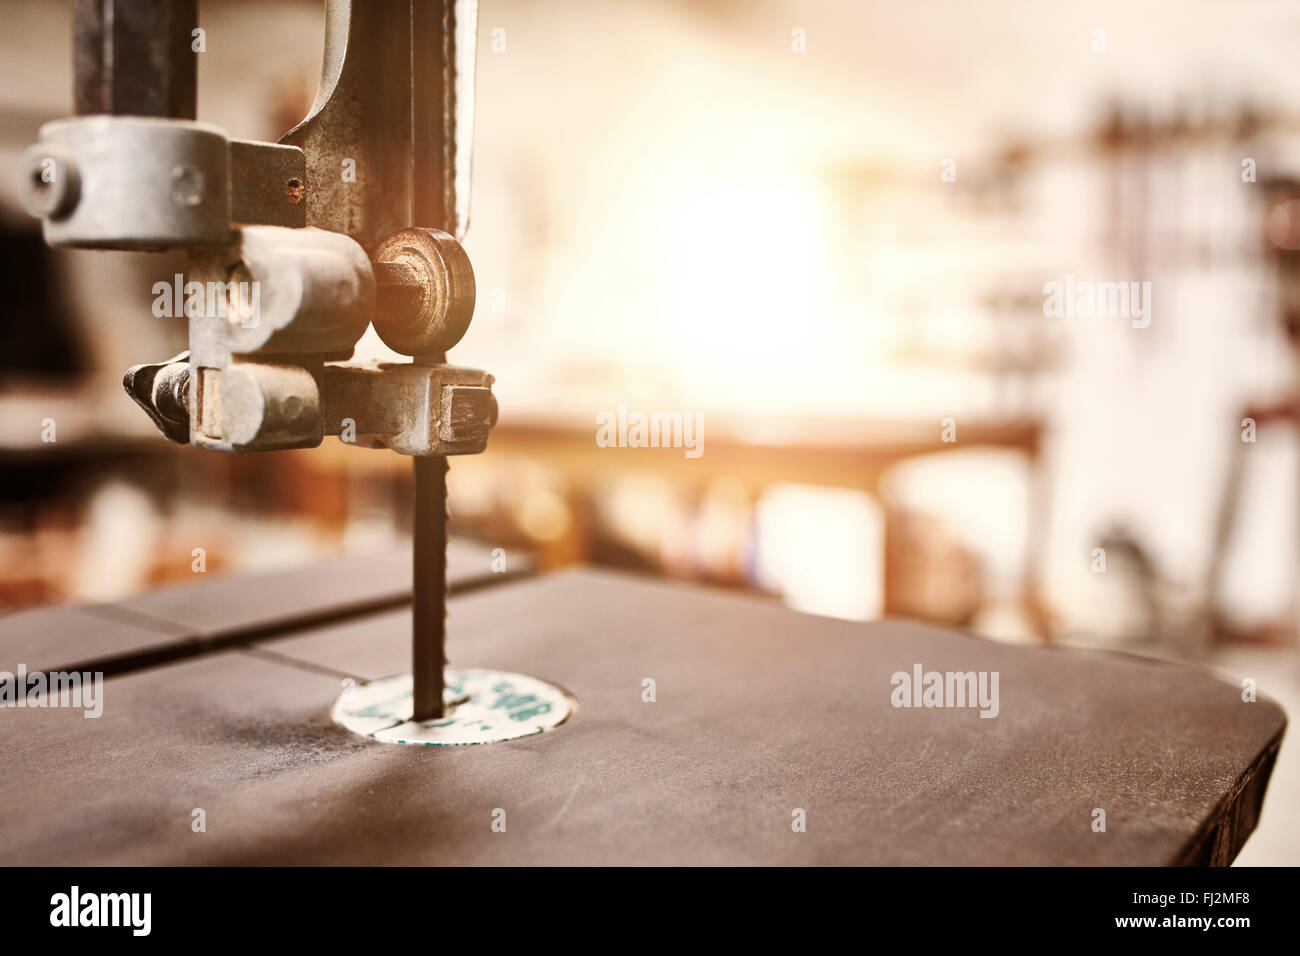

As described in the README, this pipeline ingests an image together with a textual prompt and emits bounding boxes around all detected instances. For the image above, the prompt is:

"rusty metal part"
[127,354,496,455]
[192,361,323,452]
[176,226,374,453]
[372,227,475,356]
[407,0,477,239]
[123,353,191,444]
[23,120,312,246]
[321,362,495,456]
[188,225,374,358]
[412,0,456,235]
[280,1,415,249]
[373,262,424,320]
[230,140,307,228]
[279,0,476,245]
[74,0,197,119]
[22,116,231,250]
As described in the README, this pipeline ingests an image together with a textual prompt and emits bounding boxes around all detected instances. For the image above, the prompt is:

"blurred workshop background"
[1,0,1299,859]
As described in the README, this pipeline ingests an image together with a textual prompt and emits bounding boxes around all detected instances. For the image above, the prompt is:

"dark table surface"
[0,566,1285,865]
[0,538,524,676]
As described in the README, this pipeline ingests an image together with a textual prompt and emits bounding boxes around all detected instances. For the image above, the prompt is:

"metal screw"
[169,164,205,207]
[19,145,80,220]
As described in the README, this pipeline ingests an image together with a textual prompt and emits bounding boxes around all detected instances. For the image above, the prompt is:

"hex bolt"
[19,144,80,220]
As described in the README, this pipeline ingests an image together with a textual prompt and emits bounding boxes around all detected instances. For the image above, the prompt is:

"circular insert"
[332,668,576,746]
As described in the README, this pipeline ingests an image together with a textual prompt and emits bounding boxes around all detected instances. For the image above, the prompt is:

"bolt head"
[169,165,206,207]
[19,144,79,220]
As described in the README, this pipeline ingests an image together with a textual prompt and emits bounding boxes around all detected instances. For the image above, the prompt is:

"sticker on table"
[332,667,576,746]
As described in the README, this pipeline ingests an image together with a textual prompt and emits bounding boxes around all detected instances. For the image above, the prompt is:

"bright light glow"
[755,483,884,621]
[656,176,829,407]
